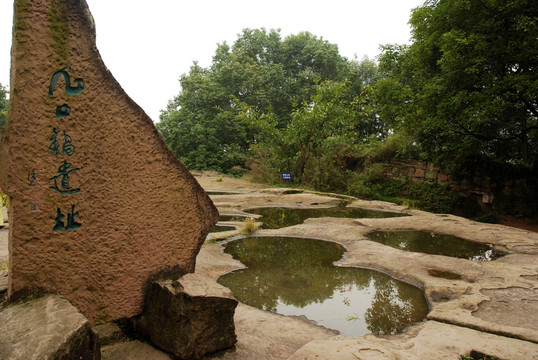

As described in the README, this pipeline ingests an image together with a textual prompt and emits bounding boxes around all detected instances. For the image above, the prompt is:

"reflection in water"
[211,224,236,233]
[248,207,409,229]
[207,191,241,195]
[366,231,502,261]
[219,215,249,222]
[218,237,428,336]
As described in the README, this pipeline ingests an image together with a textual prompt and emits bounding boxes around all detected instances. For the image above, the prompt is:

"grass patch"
[461,351,501,360]
[240,218,258,235]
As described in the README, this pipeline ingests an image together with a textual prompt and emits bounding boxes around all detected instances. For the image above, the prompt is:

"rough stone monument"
[0,0,218,324]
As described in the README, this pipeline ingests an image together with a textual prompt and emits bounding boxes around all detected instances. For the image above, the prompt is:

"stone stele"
[0,0,218,324]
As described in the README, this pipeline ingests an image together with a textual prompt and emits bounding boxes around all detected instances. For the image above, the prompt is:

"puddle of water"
[218,236,428,337]
[219,215,250,222]
[207,191,241,195]
[366,231,501,261]
[281,190,304,195]
[211,224,236,233]
[247,207,409,229]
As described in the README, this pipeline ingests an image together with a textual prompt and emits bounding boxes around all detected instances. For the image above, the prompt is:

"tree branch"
[522,98,538,118]
[452,122,538,141]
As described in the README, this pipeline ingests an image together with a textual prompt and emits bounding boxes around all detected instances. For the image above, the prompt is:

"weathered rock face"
[0,0,218,323]
[0,295,100,360]
[137,274,238,359]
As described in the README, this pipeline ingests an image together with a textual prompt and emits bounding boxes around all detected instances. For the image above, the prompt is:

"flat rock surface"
[200,303,338,360]
[194,172,538,359]
[288,320,538,360]
[0,294,98,360]
[101,341,172,360]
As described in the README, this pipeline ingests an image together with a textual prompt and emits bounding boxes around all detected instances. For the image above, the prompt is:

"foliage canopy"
[157,28,356,173]
[158,2,537,216]
[378,0,538,167]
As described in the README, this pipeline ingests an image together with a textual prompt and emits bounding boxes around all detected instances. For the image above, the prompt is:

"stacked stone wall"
[369,160,536,214]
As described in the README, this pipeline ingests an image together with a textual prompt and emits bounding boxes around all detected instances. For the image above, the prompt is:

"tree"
[240,77,379,189]
[0,83,8,130]
[158,28,352,173]
[158,63,247,172]
[379,0,538,167]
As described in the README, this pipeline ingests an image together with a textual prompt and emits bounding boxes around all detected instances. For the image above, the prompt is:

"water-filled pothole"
[207,191,241,195]
[247,206,409,229]
[218,236,428,336]
[211,224,236,233]
[219,214,250,222]
[365,231,501,261]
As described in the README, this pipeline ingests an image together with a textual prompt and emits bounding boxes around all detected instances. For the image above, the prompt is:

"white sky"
[0,0,423,122]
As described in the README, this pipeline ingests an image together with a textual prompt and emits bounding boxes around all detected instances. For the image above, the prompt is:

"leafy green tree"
[240,78,379,189]
[158,64,247,171]
[379,0,538,167]
[0,83,8,130]
[158,28,352,173]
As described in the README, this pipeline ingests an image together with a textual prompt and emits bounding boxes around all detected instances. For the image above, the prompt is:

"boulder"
[0,295,100,360]
[137,274,238,359]
[0,0,218,323]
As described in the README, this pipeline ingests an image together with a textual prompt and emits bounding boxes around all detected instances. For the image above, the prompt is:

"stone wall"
[374,160,536,215]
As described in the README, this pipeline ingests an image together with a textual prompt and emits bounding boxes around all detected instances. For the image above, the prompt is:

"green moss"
[47,0,69,62]
[14,0,32,31]
[95,303,112,325]
[460,352,500,360]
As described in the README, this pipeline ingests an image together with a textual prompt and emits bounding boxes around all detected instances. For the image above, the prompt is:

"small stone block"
[414,169,425,178]
[437,173,449,183]
[93,322,125,346]
[138,274,238,359]
[425,170,438,180]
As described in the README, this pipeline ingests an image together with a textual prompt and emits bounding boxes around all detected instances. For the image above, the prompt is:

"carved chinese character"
[53,204,82,232]
[62,131,75,156]
[49,66,84,97]
[49,160,80,194]
[49,128,61,156]
[55,104,71,119]
[27,169,36,186]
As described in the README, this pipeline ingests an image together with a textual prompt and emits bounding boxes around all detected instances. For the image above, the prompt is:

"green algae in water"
[211,224,236,233]
[218,237,428,337]
[248,207,409,229]
[207,191,242,195]
[366,231,501,261]
[219,214,250,222]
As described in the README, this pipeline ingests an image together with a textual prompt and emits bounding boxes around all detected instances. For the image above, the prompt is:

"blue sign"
[281,172,292,181]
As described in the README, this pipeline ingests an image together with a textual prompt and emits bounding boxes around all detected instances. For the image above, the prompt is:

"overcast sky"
[0,0,423,122]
